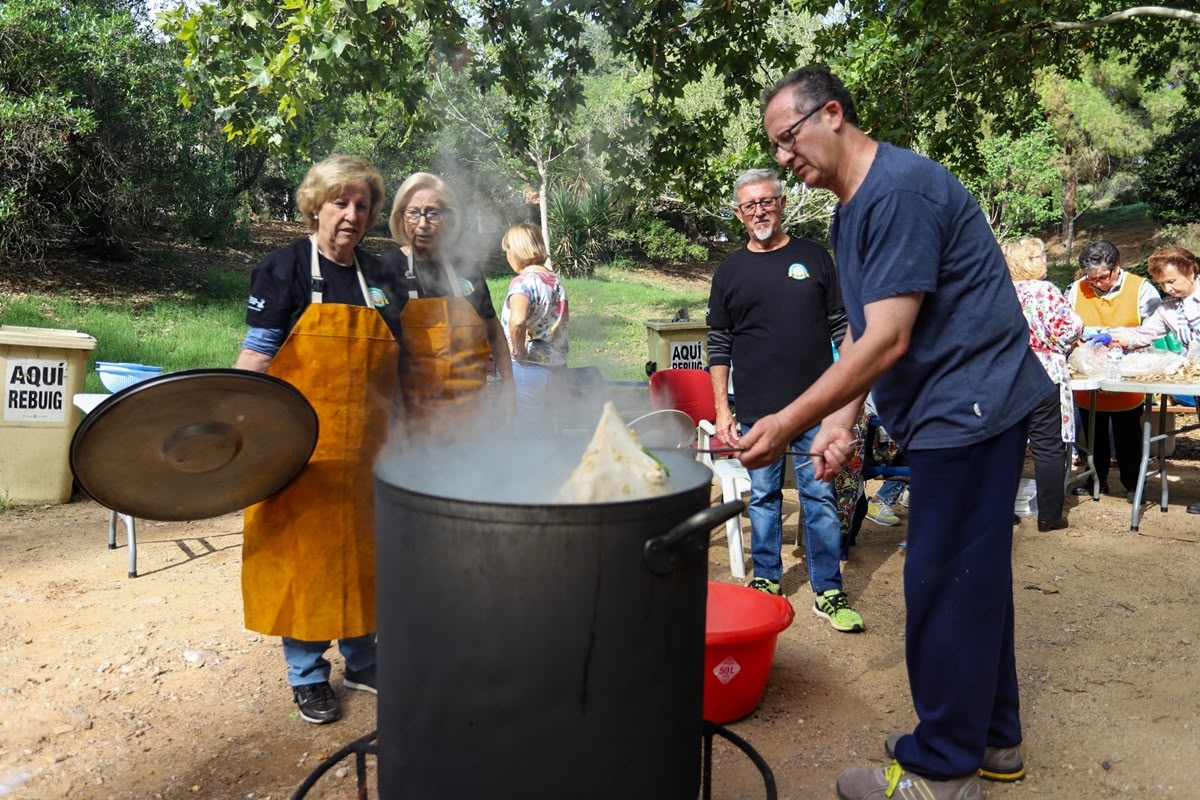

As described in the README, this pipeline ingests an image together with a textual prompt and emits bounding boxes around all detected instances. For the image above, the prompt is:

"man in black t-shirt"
[706,167,862,632]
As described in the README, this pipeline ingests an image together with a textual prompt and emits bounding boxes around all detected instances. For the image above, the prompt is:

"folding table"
[1098,378,1200,531]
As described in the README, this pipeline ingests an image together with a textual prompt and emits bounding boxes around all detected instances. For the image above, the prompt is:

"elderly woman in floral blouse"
[1002,237,1084,531]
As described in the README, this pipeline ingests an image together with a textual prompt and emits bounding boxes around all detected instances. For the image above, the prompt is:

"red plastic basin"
[703,581,795,724]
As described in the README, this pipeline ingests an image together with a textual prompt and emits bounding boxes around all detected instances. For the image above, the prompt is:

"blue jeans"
[876,479,906,505]
[511,361,557,438]
[741,422,843,592]
[283,634,376,687]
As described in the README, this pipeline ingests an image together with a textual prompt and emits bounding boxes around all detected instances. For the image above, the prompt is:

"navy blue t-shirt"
[831,143,1052,449]
[378,248,498,321]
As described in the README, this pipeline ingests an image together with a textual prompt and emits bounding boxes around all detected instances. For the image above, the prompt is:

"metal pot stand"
[291,722,778,800]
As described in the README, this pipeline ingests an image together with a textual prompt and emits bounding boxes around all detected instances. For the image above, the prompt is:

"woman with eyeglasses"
[379,172,512,438]
[1065,240,1160,501]
[233,154,404,725]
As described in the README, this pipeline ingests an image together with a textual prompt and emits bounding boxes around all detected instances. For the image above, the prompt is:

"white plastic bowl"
[97,364,164,393]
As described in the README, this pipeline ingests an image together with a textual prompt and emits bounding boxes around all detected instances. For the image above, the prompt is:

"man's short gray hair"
[732,169,783,205]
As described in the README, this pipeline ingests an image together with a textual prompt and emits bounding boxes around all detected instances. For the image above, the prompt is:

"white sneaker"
[896,485,910,508]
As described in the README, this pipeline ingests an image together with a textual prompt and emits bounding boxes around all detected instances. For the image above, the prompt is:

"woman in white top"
[1111,246,1200,350]
[500,222,569,437]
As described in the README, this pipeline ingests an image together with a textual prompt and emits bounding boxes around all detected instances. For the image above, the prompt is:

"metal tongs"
[693,447,814,458]
[693,439,863,466]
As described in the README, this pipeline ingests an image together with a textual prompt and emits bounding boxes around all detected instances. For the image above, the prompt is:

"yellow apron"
[396,255,492,437]
[1073,274,1147,413]
[242,241,400,641]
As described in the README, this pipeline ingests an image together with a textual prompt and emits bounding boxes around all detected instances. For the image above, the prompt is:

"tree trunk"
[538,162,552,269]
[1062,175,1077,252]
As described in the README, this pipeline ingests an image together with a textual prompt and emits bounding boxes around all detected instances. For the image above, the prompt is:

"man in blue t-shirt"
[739,67,1054,799]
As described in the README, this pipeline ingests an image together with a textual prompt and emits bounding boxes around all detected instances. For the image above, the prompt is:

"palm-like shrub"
[546,184,620,277]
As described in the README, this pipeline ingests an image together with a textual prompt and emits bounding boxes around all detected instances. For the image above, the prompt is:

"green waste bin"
[645,319,709,372]
[0,326,97,504]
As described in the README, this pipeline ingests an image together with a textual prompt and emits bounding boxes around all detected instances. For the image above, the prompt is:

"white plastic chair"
[698,419,751,579]
[646,369,751,578]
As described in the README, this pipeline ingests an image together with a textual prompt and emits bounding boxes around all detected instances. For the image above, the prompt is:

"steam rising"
[375,151,671,504]
[375,368,619,504]
[375,387,704,505]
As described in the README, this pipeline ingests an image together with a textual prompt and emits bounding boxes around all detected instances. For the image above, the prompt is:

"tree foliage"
[1141,112,1200,224]
[1,0,247,264]
[803,0,1199,177]
[1033,55,1189,246]
[155,0,1200,239]
[157,1,810,193]
[961,122,1061,240]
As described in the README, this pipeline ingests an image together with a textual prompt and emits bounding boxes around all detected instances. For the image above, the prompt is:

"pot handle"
[643,500,745,575]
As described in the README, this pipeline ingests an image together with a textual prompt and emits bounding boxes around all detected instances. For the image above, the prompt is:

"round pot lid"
[70,368,319,521]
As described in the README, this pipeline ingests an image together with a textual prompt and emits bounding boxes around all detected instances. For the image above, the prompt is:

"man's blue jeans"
[741,422,843,592]
[283,634,376,687]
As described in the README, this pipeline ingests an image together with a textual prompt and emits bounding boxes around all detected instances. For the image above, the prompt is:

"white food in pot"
[555,401,671,503]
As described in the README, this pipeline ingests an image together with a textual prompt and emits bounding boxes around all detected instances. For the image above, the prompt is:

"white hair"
[732,169,783,204]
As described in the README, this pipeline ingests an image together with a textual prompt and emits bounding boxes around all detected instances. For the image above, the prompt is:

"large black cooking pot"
[373,443,741,800]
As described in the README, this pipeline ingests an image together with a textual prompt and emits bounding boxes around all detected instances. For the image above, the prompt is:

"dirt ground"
[3,214,1199,798]
[2,433,1200,800]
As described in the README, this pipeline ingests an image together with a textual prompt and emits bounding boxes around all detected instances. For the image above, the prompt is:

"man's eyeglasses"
[770,104,824,152]
[403,207,447,224]
[733,196,781,215]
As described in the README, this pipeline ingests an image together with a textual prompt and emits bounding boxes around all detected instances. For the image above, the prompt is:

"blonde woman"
[234,154,400,724]
[1001,237,1083,531]
[380,172,512,434]
[500,222,569,436]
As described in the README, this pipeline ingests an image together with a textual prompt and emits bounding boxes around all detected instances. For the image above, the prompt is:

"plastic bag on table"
[1187,337,1200,365]
[1118,350,1187,378]
[1068,341,1111,377]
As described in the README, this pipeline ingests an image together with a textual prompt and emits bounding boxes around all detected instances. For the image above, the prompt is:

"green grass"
[1076,203,1152,228]
[3,269,247,392]
[494,265,709,381]
[2,259,707,393]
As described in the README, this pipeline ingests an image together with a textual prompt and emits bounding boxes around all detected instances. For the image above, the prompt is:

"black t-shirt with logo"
[244,238,403,341]
[706,237,844,425]
[377,247,498,321]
